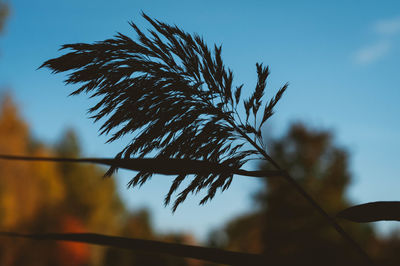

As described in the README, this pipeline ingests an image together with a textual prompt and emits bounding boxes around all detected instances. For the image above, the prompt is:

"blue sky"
[1,0,400,241]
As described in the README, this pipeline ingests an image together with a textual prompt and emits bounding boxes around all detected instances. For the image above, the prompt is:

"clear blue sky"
[1,0,400,241]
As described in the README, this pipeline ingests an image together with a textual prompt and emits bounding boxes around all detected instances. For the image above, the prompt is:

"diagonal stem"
[230,122,376,265]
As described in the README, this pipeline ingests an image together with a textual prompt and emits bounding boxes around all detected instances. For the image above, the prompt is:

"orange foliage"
[0,95,65,230]
[57,215,91,266]
[0,95,36,228]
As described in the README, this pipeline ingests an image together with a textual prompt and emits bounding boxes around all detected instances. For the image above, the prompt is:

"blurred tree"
[0,94,65,265]
[53,130,206,265]
[258,123,376,265]
[0,94,208,266]
[104,209,202,266]
[56,215,91,266]
[0,95,49,229]
[53,129,125,265]
[54,129,125,232]
[211,123,376,265]
[0,0,8,34]
[0,95,124,266]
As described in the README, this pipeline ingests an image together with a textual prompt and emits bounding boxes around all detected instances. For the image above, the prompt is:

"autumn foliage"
[0,95,204,266]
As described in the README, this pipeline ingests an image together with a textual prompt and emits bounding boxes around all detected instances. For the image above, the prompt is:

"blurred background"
[0,0,400,265]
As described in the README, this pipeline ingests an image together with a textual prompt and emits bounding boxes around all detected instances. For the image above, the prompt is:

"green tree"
[53,129,125,265]
[55,129,125,231]
[213,123,376,265]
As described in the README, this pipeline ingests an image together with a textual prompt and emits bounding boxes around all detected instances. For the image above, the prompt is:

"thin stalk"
[0,154,283,178]
[230,122,376,265]
[0,232,265,265]
[0,150,375,264]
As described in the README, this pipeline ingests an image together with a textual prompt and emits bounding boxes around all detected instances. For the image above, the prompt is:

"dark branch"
[0,231,265,265]
[0,154,283,178]
[337,201,400,222]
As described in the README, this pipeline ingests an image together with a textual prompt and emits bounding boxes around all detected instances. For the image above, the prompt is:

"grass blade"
[337,201,400,222]
[0,231,265,265]
[0,154,283,178]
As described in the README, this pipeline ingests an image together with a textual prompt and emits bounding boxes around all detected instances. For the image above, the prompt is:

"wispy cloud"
[353,16,400,66]
[373,16,400,36]
[354,40,391,65]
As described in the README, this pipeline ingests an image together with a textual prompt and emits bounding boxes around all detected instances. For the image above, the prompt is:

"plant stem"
[0,154,283,178]
[0,144,376,264]
[230,122,376,265]
[0,232,265,265]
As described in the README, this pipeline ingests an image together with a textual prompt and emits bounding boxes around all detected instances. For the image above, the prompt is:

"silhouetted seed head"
[40,12,287,211]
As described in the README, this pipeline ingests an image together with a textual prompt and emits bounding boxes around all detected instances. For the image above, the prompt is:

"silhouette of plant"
[40,13,287,211]
[0,13,378,265]
[338,201,400,222]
